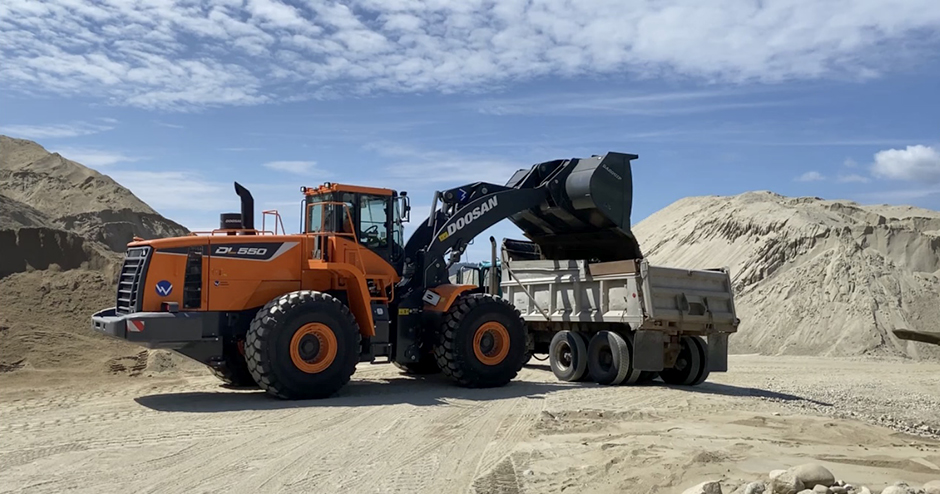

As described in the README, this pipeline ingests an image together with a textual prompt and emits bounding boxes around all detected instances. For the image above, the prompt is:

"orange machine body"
[129,183,464,338]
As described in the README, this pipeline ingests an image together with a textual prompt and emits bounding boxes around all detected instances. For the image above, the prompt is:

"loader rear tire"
[209,339,257,388]
[245,291,360,400]
[433,293,526,388]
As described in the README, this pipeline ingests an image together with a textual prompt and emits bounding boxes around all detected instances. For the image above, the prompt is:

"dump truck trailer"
[499,242,737,385]
[91,151,739,399]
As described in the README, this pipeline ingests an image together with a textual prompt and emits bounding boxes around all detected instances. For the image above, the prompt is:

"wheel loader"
[91,151,738,399]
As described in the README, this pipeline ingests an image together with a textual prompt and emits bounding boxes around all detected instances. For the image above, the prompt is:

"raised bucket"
[504,151,643,262]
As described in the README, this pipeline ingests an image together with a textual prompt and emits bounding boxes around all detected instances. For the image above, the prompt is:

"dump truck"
[91,151,739,399]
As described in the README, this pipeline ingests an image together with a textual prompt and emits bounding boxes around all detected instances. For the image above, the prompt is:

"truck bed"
[501,258,739,335]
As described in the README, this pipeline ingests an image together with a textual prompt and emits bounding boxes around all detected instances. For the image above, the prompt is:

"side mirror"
[400,192,411,223]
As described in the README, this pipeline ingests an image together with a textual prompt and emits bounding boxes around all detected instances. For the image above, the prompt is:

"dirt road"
[2,356,939,494]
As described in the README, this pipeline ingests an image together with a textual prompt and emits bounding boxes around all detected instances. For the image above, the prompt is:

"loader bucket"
[505,152,643,262]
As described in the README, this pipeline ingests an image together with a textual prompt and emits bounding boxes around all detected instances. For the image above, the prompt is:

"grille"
[116,246,151,314]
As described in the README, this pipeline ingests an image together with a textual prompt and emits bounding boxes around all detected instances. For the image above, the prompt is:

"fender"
[422,284,478,313]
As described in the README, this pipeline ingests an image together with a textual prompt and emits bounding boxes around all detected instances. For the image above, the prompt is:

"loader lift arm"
[393,151,643,365]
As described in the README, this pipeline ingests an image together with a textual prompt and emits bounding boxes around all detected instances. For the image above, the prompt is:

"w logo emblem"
[155,280,173,297]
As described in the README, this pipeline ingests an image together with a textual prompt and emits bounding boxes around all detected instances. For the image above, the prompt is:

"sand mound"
[0,135,188,251]
[0,268,200,376]
[0,135,200,378]
[633,191,940,359]
[0,227,115,278]
[0,194,51,229]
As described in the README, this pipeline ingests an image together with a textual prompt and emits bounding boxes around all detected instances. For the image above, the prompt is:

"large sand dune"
[633,191,940,359]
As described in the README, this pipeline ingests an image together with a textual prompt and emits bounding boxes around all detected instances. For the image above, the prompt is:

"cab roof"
[302,182,395,197]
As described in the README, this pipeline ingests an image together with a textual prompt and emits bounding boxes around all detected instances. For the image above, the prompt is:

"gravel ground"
[709,355,940,440]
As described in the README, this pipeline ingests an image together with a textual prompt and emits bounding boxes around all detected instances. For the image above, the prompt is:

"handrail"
[187,228,277,236]
[262,209,287,235]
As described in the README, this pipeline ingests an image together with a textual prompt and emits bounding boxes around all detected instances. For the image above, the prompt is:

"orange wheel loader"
[91,152,643,399]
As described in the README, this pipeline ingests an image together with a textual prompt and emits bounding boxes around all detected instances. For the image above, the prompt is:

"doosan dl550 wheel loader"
[91,152,738,399]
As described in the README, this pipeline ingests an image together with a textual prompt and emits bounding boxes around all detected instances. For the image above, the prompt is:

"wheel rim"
[553,341,573,370]
[473,322,510,366]
[290,323,337,374]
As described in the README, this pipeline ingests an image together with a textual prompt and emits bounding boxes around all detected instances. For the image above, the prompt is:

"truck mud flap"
[707,333,728,372]
[632,330,664,372]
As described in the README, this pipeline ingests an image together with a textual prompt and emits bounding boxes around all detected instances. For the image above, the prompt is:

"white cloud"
[52,147,142,167]
[870,145,940,183]
[836,173,871,183]
[262,160,319,174]
[0,121,112,139]
[795,171,825,182]
[843,158,858,168]
[154,121,184,129]
[2,0,939,110]
[474,89,792,116]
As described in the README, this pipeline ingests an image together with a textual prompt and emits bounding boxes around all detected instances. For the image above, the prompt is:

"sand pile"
[0,135,197,376]
[633,191,940,359]
[0,135,187,251]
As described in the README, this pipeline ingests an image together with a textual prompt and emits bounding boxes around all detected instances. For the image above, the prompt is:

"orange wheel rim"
[472,322,510,366]
[289,323,337,374]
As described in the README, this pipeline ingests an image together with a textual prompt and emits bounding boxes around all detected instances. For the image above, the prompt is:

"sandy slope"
[633,192,940,360]
[0,135,188,251]
[1,356,938,494]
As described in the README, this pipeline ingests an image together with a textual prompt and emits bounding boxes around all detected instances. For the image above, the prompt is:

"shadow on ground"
[136,364,830,413]
[135,374,577,412]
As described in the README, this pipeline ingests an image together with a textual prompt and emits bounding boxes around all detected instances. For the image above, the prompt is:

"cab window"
[359,194,388,248]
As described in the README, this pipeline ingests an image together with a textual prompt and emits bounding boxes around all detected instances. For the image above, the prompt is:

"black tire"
[209,339,257,388]
[549,330,588,382]
[433,293,526,388]
[245,291,360,400]
[636,371,660,383]
[587,331,635,385]
[521,330,535,367]
[688,336,710,385]
[660,336,704,386]
[393,350,440,375]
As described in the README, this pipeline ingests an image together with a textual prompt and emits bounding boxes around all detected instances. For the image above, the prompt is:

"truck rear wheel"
[587,331,640,385]
[433,293,526,388]
[245,291,360,400]
[549,330,588,382]
[660,335,708,386]
[688,336,710,385]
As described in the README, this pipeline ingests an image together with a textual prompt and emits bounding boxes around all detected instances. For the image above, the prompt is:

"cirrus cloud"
[2,0,940,111]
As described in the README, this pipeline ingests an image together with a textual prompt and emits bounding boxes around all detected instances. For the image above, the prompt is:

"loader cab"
[302,183,410,268]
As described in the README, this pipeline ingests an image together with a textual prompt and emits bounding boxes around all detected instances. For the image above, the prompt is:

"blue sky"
[2,0,939,261]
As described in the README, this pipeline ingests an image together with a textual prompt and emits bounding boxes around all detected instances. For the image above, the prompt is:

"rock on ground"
[771,471,805,494]
[683,480,723,494]
[789,464,836,488]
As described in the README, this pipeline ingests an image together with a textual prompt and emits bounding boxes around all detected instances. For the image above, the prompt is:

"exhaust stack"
[234,182,255,231]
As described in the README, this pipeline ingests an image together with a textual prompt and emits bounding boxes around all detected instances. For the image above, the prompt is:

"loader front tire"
[434,293,526,388]
[245,291,360,400]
